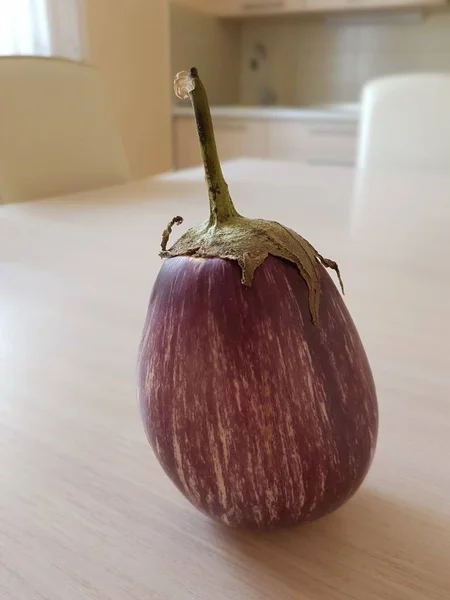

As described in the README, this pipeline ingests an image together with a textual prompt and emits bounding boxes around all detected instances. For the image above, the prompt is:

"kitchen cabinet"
[306,0,445,10]
[173,117,199,169]
[170,0,218,13]
[172,0,446,16]
[217,0,306,16]
[268,121,357,166]
[174,116,268,169]
[173,113,358,170]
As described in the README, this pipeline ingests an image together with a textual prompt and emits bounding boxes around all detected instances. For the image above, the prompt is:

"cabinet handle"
[242,1,285,10]
[309,127,356,137]
[213,123,248,132]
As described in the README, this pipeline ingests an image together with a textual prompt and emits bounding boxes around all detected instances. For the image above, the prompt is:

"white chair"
[0,56,130,204]
[357,73,450,172]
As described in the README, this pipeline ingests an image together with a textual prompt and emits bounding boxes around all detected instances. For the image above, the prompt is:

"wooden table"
[1,159,449,599]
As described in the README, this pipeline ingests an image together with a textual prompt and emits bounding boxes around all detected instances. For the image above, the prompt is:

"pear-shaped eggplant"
[137,68,378,529]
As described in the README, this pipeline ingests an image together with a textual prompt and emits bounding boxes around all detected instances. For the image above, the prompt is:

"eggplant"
[137,68,378,529]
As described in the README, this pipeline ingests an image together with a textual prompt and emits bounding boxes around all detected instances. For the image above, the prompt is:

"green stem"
[188,67,239,225]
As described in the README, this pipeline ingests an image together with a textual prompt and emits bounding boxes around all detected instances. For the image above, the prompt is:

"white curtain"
[0,0,88,60]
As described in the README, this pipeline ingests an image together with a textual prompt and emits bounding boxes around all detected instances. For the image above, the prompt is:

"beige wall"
[86,0,172,178]
[170,4,242,105]
[241,12,450,106]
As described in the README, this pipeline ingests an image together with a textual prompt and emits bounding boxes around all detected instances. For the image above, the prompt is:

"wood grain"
[1,159,449,599]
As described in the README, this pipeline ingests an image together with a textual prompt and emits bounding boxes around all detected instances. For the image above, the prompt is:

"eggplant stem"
[168,69,345,325]
[187,68,239,226]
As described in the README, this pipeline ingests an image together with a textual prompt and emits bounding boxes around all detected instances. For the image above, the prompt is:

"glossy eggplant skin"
[138,256,378,530]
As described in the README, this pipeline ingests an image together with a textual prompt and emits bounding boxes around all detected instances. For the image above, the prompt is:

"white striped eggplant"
[137,68,378,530]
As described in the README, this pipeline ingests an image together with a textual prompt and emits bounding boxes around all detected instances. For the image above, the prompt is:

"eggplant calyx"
[160,214,343,325]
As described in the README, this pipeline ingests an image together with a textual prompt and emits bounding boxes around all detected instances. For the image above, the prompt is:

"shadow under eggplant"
[206,487,450,600]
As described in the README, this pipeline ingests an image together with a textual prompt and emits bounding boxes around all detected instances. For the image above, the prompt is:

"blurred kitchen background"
[171,0,450,169]
[2,0,450,179]
[172,2,450,107]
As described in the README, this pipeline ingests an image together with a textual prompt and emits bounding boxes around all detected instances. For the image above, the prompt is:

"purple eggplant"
[137,68,378,529]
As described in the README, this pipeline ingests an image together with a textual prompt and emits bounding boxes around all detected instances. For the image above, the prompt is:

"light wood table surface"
[1,159,449,599]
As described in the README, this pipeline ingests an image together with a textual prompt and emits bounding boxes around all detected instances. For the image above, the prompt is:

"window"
[0,0,87,60]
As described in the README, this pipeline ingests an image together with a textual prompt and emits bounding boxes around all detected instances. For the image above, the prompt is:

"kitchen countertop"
[2,158,449,599]
[173,103,360,123]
